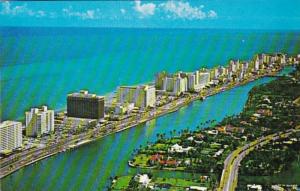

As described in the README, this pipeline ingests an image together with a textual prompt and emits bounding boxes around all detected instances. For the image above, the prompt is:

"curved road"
[218,129,296,191]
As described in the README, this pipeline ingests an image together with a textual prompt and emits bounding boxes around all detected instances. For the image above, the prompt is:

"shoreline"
[0,68,286,179]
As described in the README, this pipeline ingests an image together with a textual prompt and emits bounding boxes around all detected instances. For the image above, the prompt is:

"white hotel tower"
[25,106,54,137]
[0,121,22,152]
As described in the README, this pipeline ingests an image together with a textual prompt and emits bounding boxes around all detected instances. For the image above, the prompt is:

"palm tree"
[156,133,160,140]
[173,129,177,136]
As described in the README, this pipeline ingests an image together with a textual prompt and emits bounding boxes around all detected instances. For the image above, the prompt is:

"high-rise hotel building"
[0,121,22,152]
[162,73,188,96]
[117,85,156,109]
[67,90,105,119]
[155,71,168,90]
[25,106,54,137]
[198,72,211,88]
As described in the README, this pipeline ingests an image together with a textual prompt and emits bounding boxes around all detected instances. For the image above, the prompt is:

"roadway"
[218,129,296,191]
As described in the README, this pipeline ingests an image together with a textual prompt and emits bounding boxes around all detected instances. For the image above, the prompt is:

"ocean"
[1,27,300,121]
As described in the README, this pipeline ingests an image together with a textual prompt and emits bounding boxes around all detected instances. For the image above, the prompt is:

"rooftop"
[0,120,21,128]
[26,106,53,114]
[68,90,104,99]
[118,85,154,90]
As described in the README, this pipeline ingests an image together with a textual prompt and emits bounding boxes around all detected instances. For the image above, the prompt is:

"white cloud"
[120,8,126,14]
[62,6,101,20]
[0,2,101,20]
[160,1,205,20]
[159,1,217,20]
[1,0,217,22]
[0,1,46,17]
[208,10,217,18]
[134,0,156,17]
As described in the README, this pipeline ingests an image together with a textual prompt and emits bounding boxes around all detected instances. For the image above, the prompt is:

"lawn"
[111,176,132,190]
[153,177,202,187]
[132,154,149,166]
[168,138,181,144]
[151,143,169,151]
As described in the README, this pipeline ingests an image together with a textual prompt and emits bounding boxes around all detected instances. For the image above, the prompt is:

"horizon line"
[1,26,300,31]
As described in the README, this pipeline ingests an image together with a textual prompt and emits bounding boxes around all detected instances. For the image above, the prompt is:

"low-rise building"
[115,102,134,115]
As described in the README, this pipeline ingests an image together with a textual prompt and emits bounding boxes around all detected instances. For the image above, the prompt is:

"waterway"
[2,76,279,191]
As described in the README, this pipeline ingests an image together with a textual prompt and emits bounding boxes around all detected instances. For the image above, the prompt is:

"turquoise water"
[1,76,275,191]
[0,27,299,190]
[1,27,300,121]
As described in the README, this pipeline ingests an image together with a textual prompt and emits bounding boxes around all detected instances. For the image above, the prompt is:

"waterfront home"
[134,174,151,188]
[168,144,194,154]
[225,125,245,134]
[194,133,205,140]
[216,127,226,134]
[149,154,164,165]
[158,159,178,167]
[206,130,218,135]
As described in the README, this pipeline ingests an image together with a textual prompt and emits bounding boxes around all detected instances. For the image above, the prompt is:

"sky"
[0,0,300,29]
